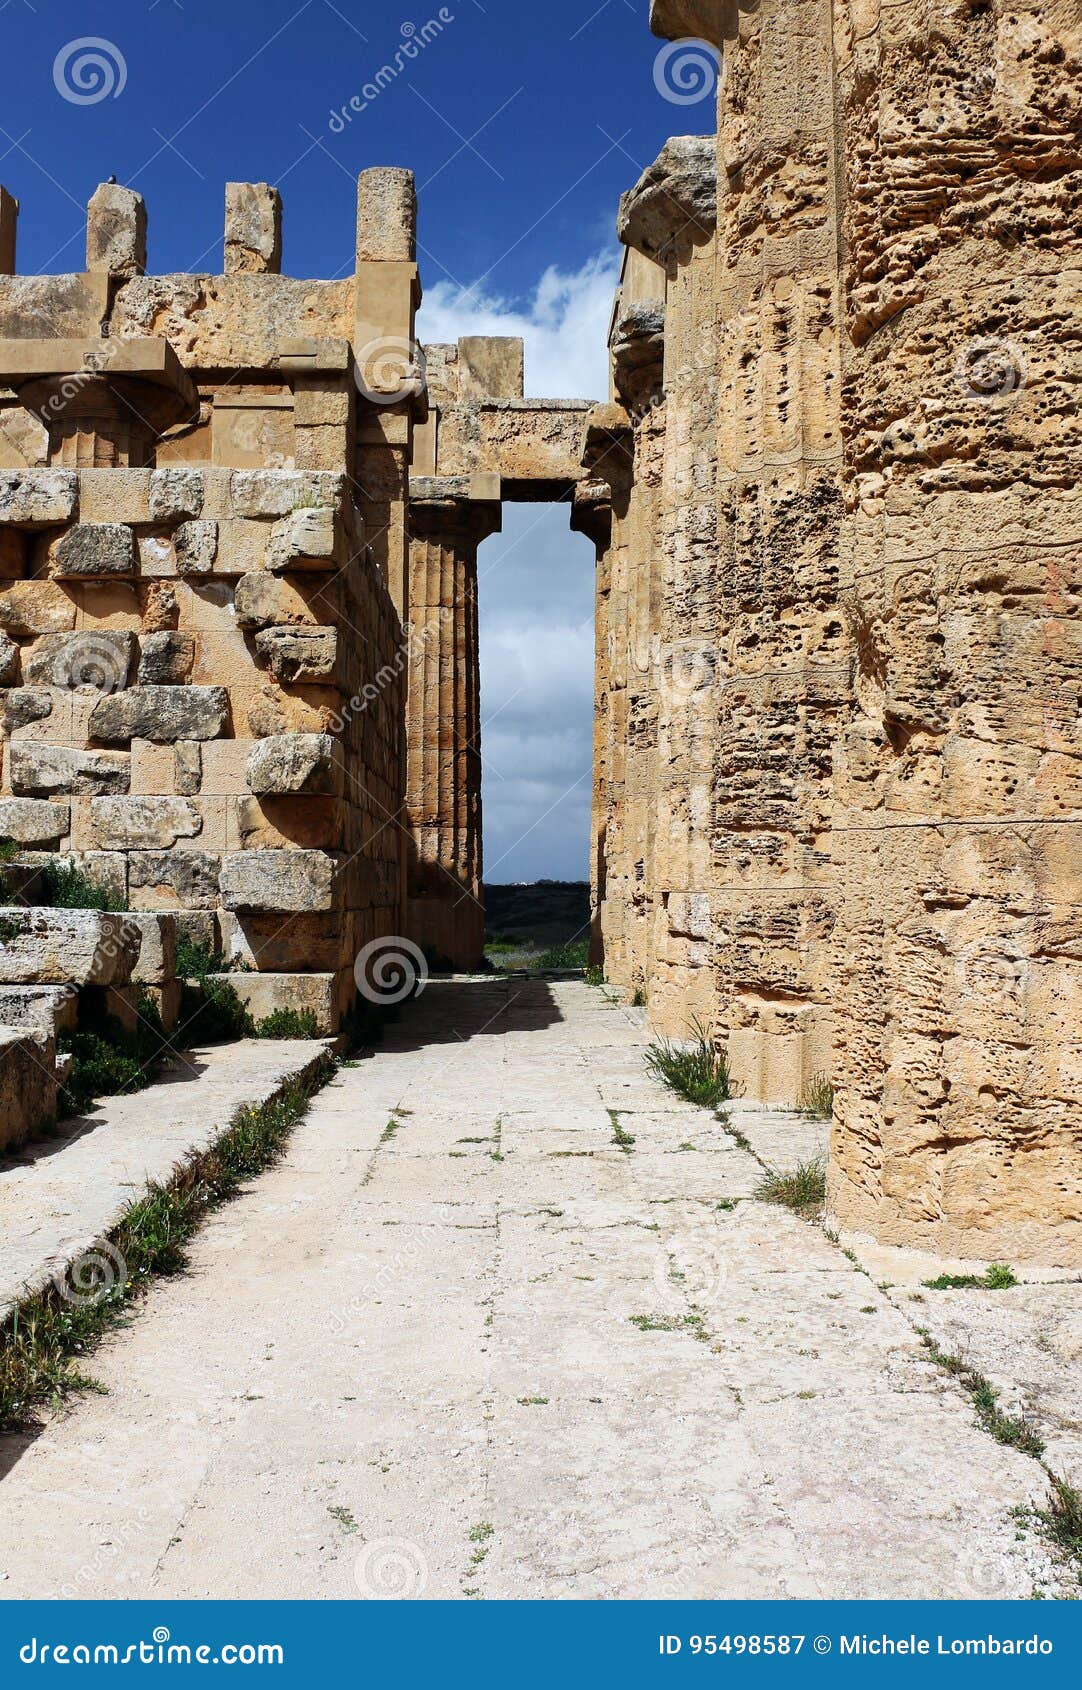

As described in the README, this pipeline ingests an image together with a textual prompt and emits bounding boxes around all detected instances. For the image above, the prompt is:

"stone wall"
[0,177,414,1031]
[590,0,1081,1266]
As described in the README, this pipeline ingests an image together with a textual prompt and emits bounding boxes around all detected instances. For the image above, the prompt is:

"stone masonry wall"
[0,177,414,1032]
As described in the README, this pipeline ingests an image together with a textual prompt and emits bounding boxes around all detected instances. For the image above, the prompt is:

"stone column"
[86,183,146,279]
[829,0,1082,1267]
[405,476,501,970]
[224,183,282,274]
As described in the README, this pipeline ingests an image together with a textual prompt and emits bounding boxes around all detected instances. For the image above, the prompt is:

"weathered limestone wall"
[0,177,415,1031]
[591,0,1080,1265]
[829,0,1082,1266]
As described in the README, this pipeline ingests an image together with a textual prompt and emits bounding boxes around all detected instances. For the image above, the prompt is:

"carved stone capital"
[617,137,717,265]
[649,1,726,49]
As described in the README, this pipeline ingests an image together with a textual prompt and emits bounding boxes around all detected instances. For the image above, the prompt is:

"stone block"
[266,506,337,571]
[129,849,220,910]
[245,733,340,796]
[175,741,202,795]
[233,573,314,630]
[142,979,182,1030]
[0,797,70,844]
[126,911,177,987]
[148,467,205,522]
[207,970,336,1034]
[1,688,52,732]
[459,337,524,400]
[356,167,417,262]
[86,183,147,279]
[0,528,25,577]
[90,796,203,850]
[89,685,230,743]
[219,848,337,912]
[235,795,342,850]
[0,628,17,684]
[0,469,77,528]
[224,182,282,275]
[50,523,135,580]
[137,534,176,577]
[9,744,130,796]
[0,906,141,987]
[229,470,343,518]
[254,625,338,682]
[23,630,134,691]
[0,581,76,636]
[77,469,152,524]
[0,1026,55,1151]
[0,985,78,1036]
[174,519,218,574]
[138,631,195,684]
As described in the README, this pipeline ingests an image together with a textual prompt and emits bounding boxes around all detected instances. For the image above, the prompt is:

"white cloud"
[416,250,619,401]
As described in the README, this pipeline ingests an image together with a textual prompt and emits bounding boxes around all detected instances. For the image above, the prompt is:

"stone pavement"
[0,980,1070,1599]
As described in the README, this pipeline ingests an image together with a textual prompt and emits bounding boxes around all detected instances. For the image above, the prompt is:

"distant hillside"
[484,881,590,950]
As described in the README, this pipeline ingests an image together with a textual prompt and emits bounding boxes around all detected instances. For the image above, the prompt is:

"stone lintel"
[580,403,634,485]
[409,476,502,544]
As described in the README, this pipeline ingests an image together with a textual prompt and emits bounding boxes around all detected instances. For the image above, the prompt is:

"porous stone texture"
[49,523,135,579]
[0,1026,55,1152]
[137,631,195,684]
[89,686,230,744]
[173,519,218,574]
[86,184,147,279]
[224,183,282,276]
[9,744,130,796]
[0,907,139,987]
[254,625,337,683]
[0,797,69,843]
[219,849,336,913]
[245,733,339,796]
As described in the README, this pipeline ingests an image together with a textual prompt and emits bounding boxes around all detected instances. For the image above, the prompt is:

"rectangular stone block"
[0,470,78,528]
[0,797,70,844]
[128,849,220,910]
[89,685,230,743]
[219,848,337,912]
[126,911,177,987]
[90,796,203,850]
[254,626,338,682]
[207,970,336,1034]
[9,744,130,796]
[356,167,417,263]
[0,1026,55,1152]
[49,523,136,580]
[0,581,77,636]
[224,182,282,275]
[23,630,134,691]
[86,183,146,279]
[229,470,343,519]
[0,907,140,987]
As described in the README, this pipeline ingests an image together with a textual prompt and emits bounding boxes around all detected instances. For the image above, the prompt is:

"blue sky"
[0,0,718,882]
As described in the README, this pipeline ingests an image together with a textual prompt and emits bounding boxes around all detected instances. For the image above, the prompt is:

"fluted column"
[406,478,500,969]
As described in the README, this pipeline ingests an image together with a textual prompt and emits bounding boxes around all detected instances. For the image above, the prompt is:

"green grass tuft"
[755,1159,827,1219]
[253,1008,322,1040]
[538,938,590,970]
[923,1262,1019,1291]
[797,1072,834,1120]
[36,858,127,912]
[645,1019,734,1109]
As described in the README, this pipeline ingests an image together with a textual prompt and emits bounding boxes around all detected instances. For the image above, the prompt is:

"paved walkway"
[0,980,1066,1599]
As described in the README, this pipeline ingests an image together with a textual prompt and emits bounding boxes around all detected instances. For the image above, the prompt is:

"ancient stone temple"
[0,0,1078,1271]
[588,0,1081,1266]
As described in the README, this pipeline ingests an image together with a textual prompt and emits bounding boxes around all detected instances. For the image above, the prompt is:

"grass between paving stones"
[755,1159,827,1220]
[923,1262,1019,1291]
[608,1108,635,1153]
[0,1055,335,1431]
[644,1019,735,1109]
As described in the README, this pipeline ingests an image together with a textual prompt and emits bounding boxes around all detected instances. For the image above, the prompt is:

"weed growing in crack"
[797,1072,835,1120]
[755,1160,827,1220]
[916,1332,1045,1460]
[608,1109,635,1153]
[644,1019,734,1109]
[0,1059,334,1430]
[923,1263,1019,1291]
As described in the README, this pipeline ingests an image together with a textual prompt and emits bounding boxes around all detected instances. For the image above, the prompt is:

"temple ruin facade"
[1,0,1079,1270]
